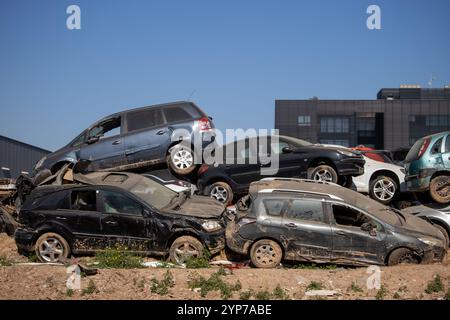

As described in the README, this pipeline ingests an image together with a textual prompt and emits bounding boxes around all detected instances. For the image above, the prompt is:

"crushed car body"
[225,178,446,268]
[12,165,226,264]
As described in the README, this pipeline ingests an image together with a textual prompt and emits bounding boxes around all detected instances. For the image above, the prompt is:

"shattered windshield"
[129,177,178,210]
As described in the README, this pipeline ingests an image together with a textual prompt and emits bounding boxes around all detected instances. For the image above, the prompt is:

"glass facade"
[320,117,349,133]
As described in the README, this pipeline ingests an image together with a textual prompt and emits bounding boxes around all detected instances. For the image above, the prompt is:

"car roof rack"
[258,188,344,201]
[260,177,339,186]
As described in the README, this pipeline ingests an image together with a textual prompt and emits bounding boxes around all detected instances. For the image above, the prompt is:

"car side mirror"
[282,146,292,154]
[86,136,100,145]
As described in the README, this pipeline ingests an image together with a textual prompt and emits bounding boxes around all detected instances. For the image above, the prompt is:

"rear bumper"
[405,175,431,192]
[335,158,365,177]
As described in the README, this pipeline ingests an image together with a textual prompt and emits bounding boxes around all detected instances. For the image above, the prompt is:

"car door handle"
[105,221,118,225]
[285,223,296,228]
[156,130,166,135]
[56,216,67,220]
[112,140,122,145]
[335,231,347,236]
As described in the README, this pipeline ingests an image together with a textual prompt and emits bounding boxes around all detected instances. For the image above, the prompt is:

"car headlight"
[202,221,222,232]
[418,237,443,247]
[338,150,357,157]
[34,157,47,170]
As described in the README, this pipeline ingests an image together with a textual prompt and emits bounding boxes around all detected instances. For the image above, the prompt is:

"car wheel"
[432,224,449,249]
[429,175,450,204]
[387,248,419,266]
[205,182,233,205]
[35,232,71,263]
[369,175,398,205]
[169,236,205,265]
[250,239,283,268]
[167,144,196,176]
[309,165,338,184]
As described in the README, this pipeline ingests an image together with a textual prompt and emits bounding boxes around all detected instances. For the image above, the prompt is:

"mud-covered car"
[15,171,226,264]
[226,178,446,268]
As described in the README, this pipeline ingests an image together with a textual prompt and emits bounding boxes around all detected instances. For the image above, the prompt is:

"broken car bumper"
[335,158,365,177]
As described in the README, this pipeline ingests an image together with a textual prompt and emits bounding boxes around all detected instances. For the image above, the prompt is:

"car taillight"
[198,117,212,132]
[198,164,209,176]
[417,138,431,159]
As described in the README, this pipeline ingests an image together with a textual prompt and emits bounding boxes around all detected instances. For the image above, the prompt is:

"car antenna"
[187,89,196,102]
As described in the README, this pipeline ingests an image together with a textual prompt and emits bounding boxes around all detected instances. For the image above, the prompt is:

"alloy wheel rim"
[174,242,199,264]
[211,186,228,203]
[373,179,396,201]
[38,237,64,262]
[172,148,194,169]
[313,169,333,182]
[255,244,277,265]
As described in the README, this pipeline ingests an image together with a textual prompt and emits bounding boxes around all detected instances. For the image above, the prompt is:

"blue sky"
[1,0,449,151]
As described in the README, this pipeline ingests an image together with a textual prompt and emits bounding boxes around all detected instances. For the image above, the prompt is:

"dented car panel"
[226,179,446,267]
[15,172,226,259]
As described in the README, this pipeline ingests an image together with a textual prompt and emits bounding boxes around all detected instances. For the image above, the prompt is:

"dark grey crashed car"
[14,169,226,264]
[226,178,446,268]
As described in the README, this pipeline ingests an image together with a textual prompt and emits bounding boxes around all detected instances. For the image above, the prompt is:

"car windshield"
[347,192,402,225]
[279,136,312,147]
[128,176,178,210]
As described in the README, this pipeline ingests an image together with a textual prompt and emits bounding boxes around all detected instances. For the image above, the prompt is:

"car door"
[281,198,332,261]
[224,140,261,185]
[66,188,106,251]
[123,108,170,166]
[442,134,450,169]
[329,202,387,265]
[98,189,153,252]
[79,116,127,170]
[270,140,302,178]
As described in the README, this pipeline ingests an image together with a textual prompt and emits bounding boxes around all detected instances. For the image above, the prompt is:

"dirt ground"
[1,233,450,300]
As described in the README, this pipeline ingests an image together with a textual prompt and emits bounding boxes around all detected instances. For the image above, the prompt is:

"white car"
[320,145,405,204]
[353,155,406,205]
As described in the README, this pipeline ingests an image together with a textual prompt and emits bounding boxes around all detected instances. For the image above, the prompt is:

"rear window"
[405,138,425,162]
[127,108,164,132]
[163,104,201,123]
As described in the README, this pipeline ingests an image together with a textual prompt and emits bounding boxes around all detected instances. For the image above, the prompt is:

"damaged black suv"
[15,171,226,264]
[226,178,446,268]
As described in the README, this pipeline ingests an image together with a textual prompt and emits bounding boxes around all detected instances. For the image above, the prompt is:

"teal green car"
[404,131,450,204]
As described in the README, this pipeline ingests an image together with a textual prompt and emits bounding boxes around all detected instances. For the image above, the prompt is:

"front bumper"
[335,157,365,177]
[421,245,447,264]
[14,228,37,253]
[201,230,226,255]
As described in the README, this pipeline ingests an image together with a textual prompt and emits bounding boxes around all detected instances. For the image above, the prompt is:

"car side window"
[101,190,143,215]
[164,107,193,123]
[127,108,164,132]
[263,199,288,217]
[445,135,450,153]
[71,190,98,212]
[286,200,324,223]
[332,204,379,230]
[71,132,86,147]
[88,117,121,141]
[430,137,443,155]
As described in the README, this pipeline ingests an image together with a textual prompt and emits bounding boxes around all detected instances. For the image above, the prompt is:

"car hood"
[397,211,445,240]
[166,195,226,219]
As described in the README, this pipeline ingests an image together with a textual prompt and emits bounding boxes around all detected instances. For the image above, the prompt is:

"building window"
[298,115,311,126]
[320,117,349,133]
[319,139,350,147]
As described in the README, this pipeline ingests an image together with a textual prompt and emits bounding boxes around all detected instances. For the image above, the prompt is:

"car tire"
[309,165,338,184]
[167,144,197,176]
[205,181,234,205]
[169,236,205,265]
[387,248,419,266]
[432,224,449,249]
[369,175,398,205]
[35,232,71,263]
[429,175,450,204]
[250,239,283,268]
